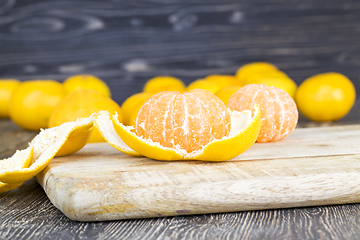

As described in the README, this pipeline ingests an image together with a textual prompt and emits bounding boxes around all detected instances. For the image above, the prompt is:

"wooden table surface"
[2,0,360,239]
[1,108,360,239]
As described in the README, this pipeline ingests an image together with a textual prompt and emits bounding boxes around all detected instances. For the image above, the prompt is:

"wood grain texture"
[2,178,360,239]
[0,0,360,105]
[2,0,360,239]
[34,125,360,222]
[2,113,360,239]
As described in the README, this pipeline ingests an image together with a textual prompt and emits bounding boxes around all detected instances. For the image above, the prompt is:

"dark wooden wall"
[1,0,360,104]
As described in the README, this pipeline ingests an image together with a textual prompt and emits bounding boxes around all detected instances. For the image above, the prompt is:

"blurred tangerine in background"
[49,89,123,143]
[186,79,221,94]
[0,79,20,118]
[205,75,243,89]
[236,62,278,83]
[63,74,111,98]
[9,80,67,131]
[143,76,186,93]
[295,72,356,122]
[215,85,242,105]
[121,92,154,127]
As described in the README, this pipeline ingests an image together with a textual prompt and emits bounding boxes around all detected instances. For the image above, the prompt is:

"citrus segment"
[49,89,123,143]
[143,76,185,93]
[111,105,261,161]
[0,79,20,118]
[10,80,67,131]
[63,74,111,98]
[236,62,278,82]
[94,111,141,157]
[295,72,356,122]
[136,90,231,153]
[0,117,94,184]
[228,84,298,143]
[186,79,221,94]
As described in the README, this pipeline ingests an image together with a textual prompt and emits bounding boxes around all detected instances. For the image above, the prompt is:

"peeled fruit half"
[95,89,261,161]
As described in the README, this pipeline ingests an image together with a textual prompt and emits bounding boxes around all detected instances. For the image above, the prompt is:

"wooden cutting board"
[36,125,360,222]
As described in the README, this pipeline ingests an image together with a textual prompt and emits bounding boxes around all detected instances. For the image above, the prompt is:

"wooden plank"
[37,125,360,221]
[1,1,360,104]
[3,178,360,240]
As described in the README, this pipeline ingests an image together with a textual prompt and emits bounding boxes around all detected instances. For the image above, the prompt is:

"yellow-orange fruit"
[228,84,298,142]
[136,89,231,153]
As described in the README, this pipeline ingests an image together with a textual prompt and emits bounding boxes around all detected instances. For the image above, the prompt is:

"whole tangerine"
[63,74,111,98]
[10,80,67,131]
[228,84,298,142]
[0,79,20,118]
[236,62,278,83]
[136,89,231,153]
[143,76,185,94]
[295,72,355,122]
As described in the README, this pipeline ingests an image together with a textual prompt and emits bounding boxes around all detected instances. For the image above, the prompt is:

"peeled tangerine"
[95,89,261,161]
[1,89,261,193]
[228,84,298,143]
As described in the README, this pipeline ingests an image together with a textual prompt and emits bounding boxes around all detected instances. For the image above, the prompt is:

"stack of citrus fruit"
[0,74,124,143]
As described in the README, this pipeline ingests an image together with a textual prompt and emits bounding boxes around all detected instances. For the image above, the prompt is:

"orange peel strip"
[0,117,94,184]
[94,111,142,157]
[111,105,261,161]
[0,182,24,194]
[0,147,33,193]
